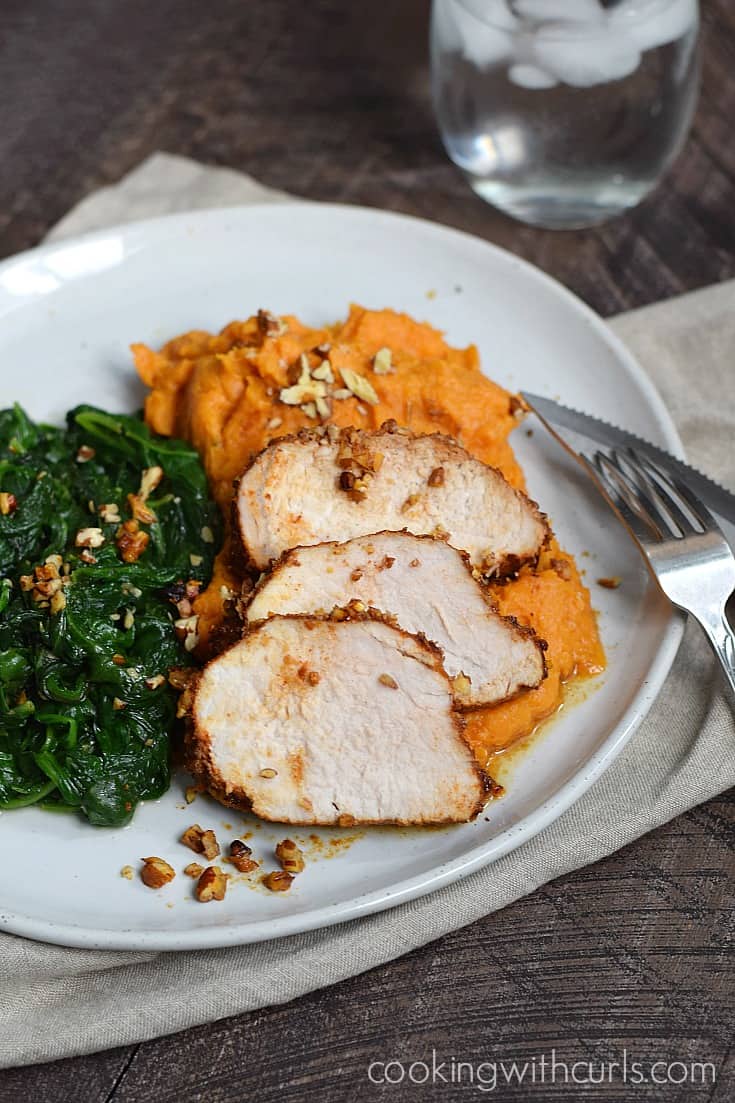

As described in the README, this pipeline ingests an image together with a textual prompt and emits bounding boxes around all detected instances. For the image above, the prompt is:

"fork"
[582,445,735,697]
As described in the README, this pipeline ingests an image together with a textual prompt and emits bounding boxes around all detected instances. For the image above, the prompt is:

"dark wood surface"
[1,1,734,1099]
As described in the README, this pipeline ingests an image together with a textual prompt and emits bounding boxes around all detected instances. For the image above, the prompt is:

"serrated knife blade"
[521,392,735,527]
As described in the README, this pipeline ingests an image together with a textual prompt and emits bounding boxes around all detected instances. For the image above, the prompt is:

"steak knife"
[521,391,735,528]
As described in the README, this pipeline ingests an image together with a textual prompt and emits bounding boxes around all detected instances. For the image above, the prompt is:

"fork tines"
[588,446,711,542]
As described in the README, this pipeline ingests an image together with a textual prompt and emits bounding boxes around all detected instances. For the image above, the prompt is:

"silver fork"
[583,445,735,697]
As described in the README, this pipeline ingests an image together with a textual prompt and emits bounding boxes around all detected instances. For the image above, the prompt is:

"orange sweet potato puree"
[134,304,604,772]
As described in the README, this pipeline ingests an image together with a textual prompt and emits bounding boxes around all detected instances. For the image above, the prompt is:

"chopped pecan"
[340,368,378,406]
[312,360,334,383]
[138,465,163,500]
[0,492,17,515]
[180,824,220,860]
[184,862,205,879]
[99,503,121,524]
[195,866,228,902]
[127,493,157,525]
[50,590,67,615]
[200,830,221,861]
[116,520,149,563]
[262,870,294,893]
[174,614,200,653]
[229,840,259,874]
[140,856,175,889]
[372,347,393,374]
[427,466,445,488]
[275,838,305,875]
[75,527,105,549]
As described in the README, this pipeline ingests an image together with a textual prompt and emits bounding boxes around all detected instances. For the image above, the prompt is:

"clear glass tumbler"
[431,0,700,228]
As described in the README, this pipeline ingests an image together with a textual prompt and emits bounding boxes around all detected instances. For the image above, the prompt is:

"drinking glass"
[431,0,700,228]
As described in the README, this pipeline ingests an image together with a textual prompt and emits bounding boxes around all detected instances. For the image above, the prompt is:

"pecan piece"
[0,492,17,515]
[127,493,157,525]
[229,840,259,874]
[138,465,163,500]
[275,838,305,875]
[116,519,149,563]
[195,866,228,902]
[180,824,220,860]
[75,527,105,549]
[140,856,175,889]
[262,870,294,893]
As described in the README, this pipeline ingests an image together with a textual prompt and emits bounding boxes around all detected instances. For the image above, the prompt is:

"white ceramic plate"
[0,204,683,950]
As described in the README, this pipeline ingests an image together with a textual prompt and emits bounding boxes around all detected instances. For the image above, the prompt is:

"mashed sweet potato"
[134,304,604,771]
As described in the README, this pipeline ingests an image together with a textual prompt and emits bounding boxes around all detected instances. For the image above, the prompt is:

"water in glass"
[431,0,700,228]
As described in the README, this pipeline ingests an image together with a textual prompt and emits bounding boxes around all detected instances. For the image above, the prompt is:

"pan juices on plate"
[134,304,604,824]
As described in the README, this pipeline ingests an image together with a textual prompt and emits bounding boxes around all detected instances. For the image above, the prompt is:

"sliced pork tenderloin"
[245,531,546,708]
[235,423,548,576]
[188,614,488,825]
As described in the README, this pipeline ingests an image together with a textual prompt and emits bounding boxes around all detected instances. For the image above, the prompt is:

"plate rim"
[0,200,687,462]
[0,202,685,950]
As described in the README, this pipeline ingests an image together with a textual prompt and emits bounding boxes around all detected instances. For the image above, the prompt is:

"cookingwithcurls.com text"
[366,1049,717,1093]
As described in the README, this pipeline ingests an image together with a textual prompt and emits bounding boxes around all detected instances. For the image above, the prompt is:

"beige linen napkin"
[2,154,734,1069]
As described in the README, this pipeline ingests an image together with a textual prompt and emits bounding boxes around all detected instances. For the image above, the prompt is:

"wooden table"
[1,2,733,1099]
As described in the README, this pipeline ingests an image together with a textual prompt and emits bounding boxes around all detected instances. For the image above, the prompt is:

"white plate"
[0,204,683,950]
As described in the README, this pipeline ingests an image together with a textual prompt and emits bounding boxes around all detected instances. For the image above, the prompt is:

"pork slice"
[235,423,548,575]
[245,532,546,708]
[188,615,488,825]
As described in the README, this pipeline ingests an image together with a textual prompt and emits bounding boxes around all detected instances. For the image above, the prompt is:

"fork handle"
[696,608,735,699]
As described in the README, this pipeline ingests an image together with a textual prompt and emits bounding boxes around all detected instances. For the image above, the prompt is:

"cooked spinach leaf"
[0,404,219,826]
